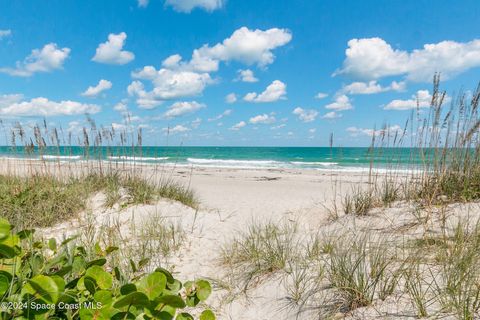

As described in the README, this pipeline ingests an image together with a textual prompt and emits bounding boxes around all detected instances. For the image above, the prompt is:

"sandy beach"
[3,158,478,319]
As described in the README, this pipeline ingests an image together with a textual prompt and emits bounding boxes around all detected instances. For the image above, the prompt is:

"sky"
[0,0,479,146]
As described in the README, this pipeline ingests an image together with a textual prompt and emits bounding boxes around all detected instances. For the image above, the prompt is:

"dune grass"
[221,221,299,291]
[0,171,197,230]
[325,235,400,312]
[337,76,480,217]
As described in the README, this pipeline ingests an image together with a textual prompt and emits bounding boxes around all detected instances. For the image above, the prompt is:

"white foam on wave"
[290,161,339,166]
[0,156,41,161]
[186,158,283,166]
[108,156,169,161]
[42,155,82,160]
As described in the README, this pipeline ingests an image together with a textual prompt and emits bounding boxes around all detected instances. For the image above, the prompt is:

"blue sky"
[0,0,479,146]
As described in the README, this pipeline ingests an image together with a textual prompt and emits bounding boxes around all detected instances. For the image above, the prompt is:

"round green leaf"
[0,243,16,259]
[156,295,186,308]
[48,238,57,251]
[138,272,166,300]
[50,275,65,292]
[113,292,150,309]
[120,283,137,295]
[195,280,212,301]
[0,218,11,240]
[94,289,113,305]
[85,265,113,290]
[86,258,107,268]
[155,267,175,283]
[200,310,216,320]
[84,276,97,294]
[0,271,12,296]
[176,313,194,320]
[24,275,60,304]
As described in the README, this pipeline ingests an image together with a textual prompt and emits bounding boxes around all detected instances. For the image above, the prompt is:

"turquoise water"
[0,146,422,171]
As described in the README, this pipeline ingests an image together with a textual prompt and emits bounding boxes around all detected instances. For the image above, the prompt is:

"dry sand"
[3,159,480,319]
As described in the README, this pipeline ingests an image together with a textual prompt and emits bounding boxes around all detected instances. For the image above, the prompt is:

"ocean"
[0,146,425,171]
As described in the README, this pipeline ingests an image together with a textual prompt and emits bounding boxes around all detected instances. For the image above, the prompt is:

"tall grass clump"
[434,220,480,319]
[346,75,480,212]
[0,174,90,229]
[325,235,399,312]
[221,221,299,290]
[410,76,480,204]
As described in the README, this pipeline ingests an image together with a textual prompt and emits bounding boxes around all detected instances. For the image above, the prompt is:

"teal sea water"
[0,146,422,171]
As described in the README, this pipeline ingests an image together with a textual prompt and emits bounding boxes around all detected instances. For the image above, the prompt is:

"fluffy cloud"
[0,94,23,108]
[137,0,149,7]
[81,79,112,97]
[165,0,224,12]
[347,125,402,137]
[0,43,70,77]
[271,124,286,130]
[191,117,202,128]
[383,90,439,110]
[0,96,100,116]
[130,27,290,107]
[237,69,258,82]
[163,125,190,134]
[189,27,291,71]
[315,92,328,99]
[225,93,237,104]
[92,32,134,65]
[230,121,246,131]
[325,95,353,111]
[0,29,12,39]
[340,80,405,95]
[113,102,128,113]
[163,101,206,118]
[292,107,318,122]
[335,37,480,82]
[128,68,212,108]
[249,113,276,124]
[322,111,342,119]
[244,80,287,103]
[208,109,232,121]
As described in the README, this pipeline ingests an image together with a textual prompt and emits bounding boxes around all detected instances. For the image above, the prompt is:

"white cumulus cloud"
[81,79,112,97]
[225,93,237,104]
[325,95,353,111]
[292,107,318,122]
[335,37,480,82]
[0,96,100,117]
[340,80,405,95]
[244,80,287,103]
[322,111,342,119]
[237,69,258,82]
[138,0,149,7]
[163,101,206,118]
[190,27,292,71]
[92,32,135,65]
[382,89,450,111]
[165,0,224,12]
[163,124,190,134]
[0,29,12,39]
[208,109,232,121]
[230,121,246,131]
[347,125,402,137]
[129,67,212,108]
[315,92,328,99]
[249,113,276,124]
[129,27,290,107]
[0,43,70,77]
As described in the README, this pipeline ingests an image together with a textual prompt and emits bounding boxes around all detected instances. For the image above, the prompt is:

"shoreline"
[0,156,422,174]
